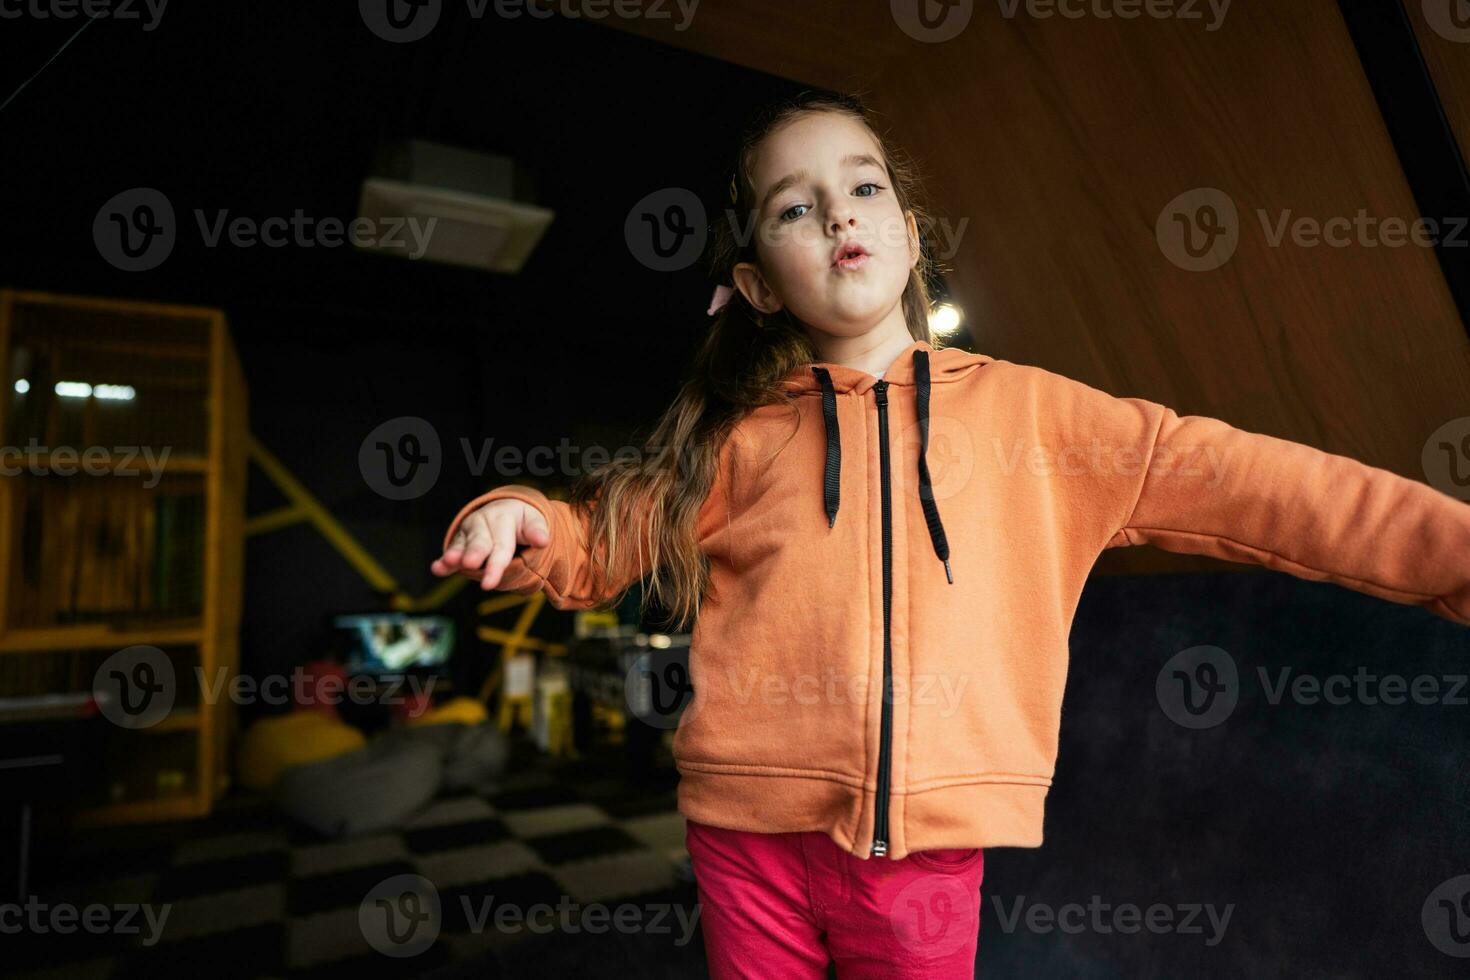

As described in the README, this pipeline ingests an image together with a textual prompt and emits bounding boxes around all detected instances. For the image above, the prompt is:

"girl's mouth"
[833,249,871,271]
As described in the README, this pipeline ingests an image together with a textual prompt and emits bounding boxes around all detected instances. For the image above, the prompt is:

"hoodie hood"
[778,340,993,586]
[777,339,990,395]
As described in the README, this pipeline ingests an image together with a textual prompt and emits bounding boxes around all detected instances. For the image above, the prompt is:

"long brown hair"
[568,90,943,630]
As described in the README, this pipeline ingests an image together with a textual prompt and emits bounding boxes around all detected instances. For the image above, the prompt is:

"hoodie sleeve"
[439,484,633,610]
[1097,392,1470,627]
[439,440,735,611]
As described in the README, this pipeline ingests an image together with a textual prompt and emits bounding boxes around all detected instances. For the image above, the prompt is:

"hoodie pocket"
[908,846,983,874]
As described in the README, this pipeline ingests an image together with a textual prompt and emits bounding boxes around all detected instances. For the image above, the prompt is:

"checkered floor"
[10,736,712,979]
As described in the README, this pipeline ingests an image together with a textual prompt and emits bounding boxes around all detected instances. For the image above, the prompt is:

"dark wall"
[988,568,1469,978]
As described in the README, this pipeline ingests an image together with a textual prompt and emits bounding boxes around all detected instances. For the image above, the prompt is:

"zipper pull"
[871,839,888,857]
[873,380,887,406]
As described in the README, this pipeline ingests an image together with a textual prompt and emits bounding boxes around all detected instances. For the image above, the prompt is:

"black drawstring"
[812,352,954,583]
[914,350,954,584]
[813,366,841,528]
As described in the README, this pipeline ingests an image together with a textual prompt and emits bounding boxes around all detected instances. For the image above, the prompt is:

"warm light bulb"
[928,303,963,336]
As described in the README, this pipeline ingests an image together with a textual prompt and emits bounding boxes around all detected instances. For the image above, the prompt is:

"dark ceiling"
[1,4,810,431]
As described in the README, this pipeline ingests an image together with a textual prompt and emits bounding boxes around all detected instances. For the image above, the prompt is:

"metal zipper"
[871,379,894,858]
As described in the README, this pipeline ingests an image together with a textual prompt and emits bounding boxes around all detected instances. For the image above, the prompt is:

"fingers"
[518,505,551,548]
[430,500,548,588]
[479,510,518,590]
[431,526,471,577]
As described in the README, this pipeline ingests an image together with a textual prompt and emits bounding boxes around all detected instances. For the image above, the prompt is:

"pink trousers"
[685,818,985,979]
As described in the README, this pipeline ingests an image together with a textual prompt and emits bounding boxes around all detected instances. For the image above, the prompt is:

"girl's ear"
[732,261,783,315]
[905,210,921,268]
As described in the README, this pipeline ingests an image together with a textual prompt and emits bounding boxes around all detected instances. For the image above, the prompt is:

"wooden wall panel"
[1406,0,1470,162]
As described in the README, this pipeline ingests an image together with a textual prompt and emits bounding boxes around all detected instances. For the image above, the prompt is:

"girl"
[430,92,1470,979]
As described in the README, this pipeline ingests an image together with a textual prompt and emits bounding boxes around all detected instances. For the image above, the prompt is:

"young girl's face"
[738,111,919,339]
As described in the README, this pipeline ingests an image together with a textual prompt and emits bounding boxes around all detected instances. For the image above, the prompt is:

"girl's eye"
[778,183,884,221]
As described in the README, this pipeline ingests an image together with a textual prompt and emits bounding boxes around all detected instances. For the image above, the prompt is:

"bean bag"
[276,734,444,838]
[236,712,366,792]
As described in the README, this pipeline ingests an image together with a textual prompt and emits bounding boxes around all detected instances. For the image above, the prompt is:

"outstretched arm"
[434,484,649,611]
[1107,399,1470,627]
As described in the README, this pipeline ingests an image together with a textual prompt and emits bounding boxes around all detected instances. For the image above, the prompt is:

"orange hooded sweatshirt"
[442,339,1470,860]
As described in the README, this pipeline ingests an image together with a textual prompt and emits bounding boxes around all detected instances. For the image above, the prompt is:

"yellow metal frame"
[246,441,568,740]
[245,436,464,612]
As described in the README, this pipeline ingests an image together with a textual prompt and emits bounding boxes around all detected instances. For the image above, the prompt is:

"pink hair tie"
[706,283,735,316]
